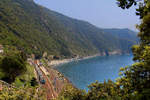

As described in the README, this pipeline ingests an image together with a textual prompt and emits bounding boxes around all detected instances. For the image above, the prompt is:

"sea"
[55,55,134,91]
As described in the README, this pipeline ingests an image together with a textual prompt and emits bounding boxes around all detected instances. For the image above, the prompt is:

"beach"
[49,54,100,67]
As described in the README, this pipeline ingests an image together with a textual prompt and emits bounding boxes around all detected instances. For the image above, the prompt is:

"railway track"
[30,59,70,100]
[40,68,58,100]
[32,60,57,100]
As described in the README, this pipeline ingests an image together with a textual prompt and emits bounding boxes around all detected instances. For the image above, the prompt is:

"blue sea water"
[56,55,134,90]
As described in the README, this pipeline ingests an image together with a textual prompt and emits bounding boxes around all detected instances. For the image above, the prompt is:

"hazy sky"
[34,0,139,31]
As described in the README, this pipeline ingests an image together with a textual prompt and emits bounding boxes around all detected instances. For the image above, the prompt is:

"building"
[43,52,47,58]
[34,60,40,66]
[0,45,3,53]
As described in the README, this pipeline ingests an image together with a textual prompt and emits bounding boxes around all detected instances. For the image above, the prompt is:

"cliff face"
[0,0,138,57]
[99,50,129,56]
[108,50,122,56]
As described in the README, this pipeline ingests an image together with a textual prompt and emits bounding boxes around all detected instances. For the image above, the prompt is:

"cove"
[55,55,134,90]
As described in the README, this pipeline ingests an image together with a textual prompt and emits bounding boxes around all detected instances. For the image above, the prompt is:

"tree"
[0,85,46,100]
[0,52,27,83]
[30,77,38,87]
[117,0,137,9]
[58,84,86,100]
[116,0,150,99]
[87,80,121,100]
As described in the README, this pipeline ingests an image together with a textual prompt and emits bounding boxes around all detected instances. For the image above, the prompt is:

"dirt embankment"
[39,66,70,100]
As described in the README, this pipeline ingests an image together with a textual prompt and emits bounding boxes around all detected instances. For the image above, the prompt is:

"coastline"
[49,54,100,68]
[48,53,132,91]
[49,51,131,68]
[48,54,100,88]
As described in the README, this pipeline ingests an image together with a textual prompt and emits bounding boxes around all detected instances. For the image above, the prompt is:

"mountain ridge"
[0,0,138,58]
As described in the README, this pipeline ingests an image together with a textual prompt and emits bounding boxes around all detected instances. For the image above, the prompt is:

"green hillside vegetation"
[48,11,138,53]
[0,0,138,58]
[0,46,36,87]
[103,28,138,43]
[0,83,46,100]
[0,46,44,99]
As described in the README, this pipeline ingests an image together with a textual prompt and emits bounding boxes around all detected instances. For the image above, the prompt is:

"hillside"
[103,28,138,43]
[0,0,138,58]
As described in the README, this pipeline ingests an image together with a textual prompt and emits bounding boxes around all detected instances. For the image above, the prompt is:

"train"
[39,74,46,84]
[35,64,46,84]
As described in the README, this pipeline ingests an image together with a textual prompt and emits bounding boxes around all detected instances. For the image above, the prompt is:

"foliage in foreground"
[58,81,122,100]
[0,46,45,99]
[0,46,37,87]
[58,84,86,100]
[57,0,150,100]
[0,85,46,100]
[0,46,27,83]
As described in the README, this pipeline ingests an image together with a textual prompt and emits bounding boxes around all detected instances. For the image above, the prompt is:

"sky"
[34,0,140,31]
